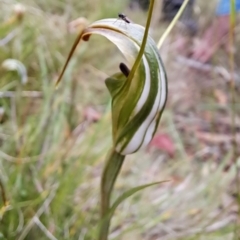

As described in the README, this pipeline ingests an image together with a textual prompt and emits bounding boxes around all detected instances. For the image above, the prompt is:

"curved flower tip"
[68,17,89,33]
[57,18,168,155]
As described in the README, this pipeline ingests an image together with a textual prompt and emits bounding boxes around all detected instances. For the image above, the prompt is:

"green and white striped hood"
[57,18,168,155]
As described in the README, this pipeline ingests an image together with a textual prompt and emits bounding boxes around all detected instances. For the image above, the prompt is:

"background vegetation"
[0,0,239,239]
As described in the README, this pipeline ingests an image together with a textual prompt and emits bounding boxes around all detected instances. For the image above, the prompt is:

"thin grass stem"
[157,0,190,49]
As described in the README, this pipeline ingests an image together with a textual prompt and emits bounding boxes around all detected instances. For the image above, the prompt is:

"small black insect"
[118,13,131,24]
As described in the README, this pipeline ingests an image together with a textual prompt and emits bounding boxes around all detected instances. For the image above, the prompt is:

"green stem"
[127,0,155,82]
[99,149,125,240]
[157,0,190,49]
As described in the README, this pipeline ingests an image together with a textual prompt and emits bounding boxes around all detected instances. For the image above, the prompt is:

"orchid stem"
[99,149,125,240]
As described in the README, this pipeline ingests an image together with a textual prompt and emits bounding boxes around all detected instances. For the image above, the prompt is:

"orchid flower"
[57,18,167,155]
[56,2,168,238]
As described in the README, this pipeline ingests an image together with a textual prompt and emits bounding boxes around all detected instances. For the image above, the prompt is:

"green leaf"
[110,180,169,215]
[98,180,169,232]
